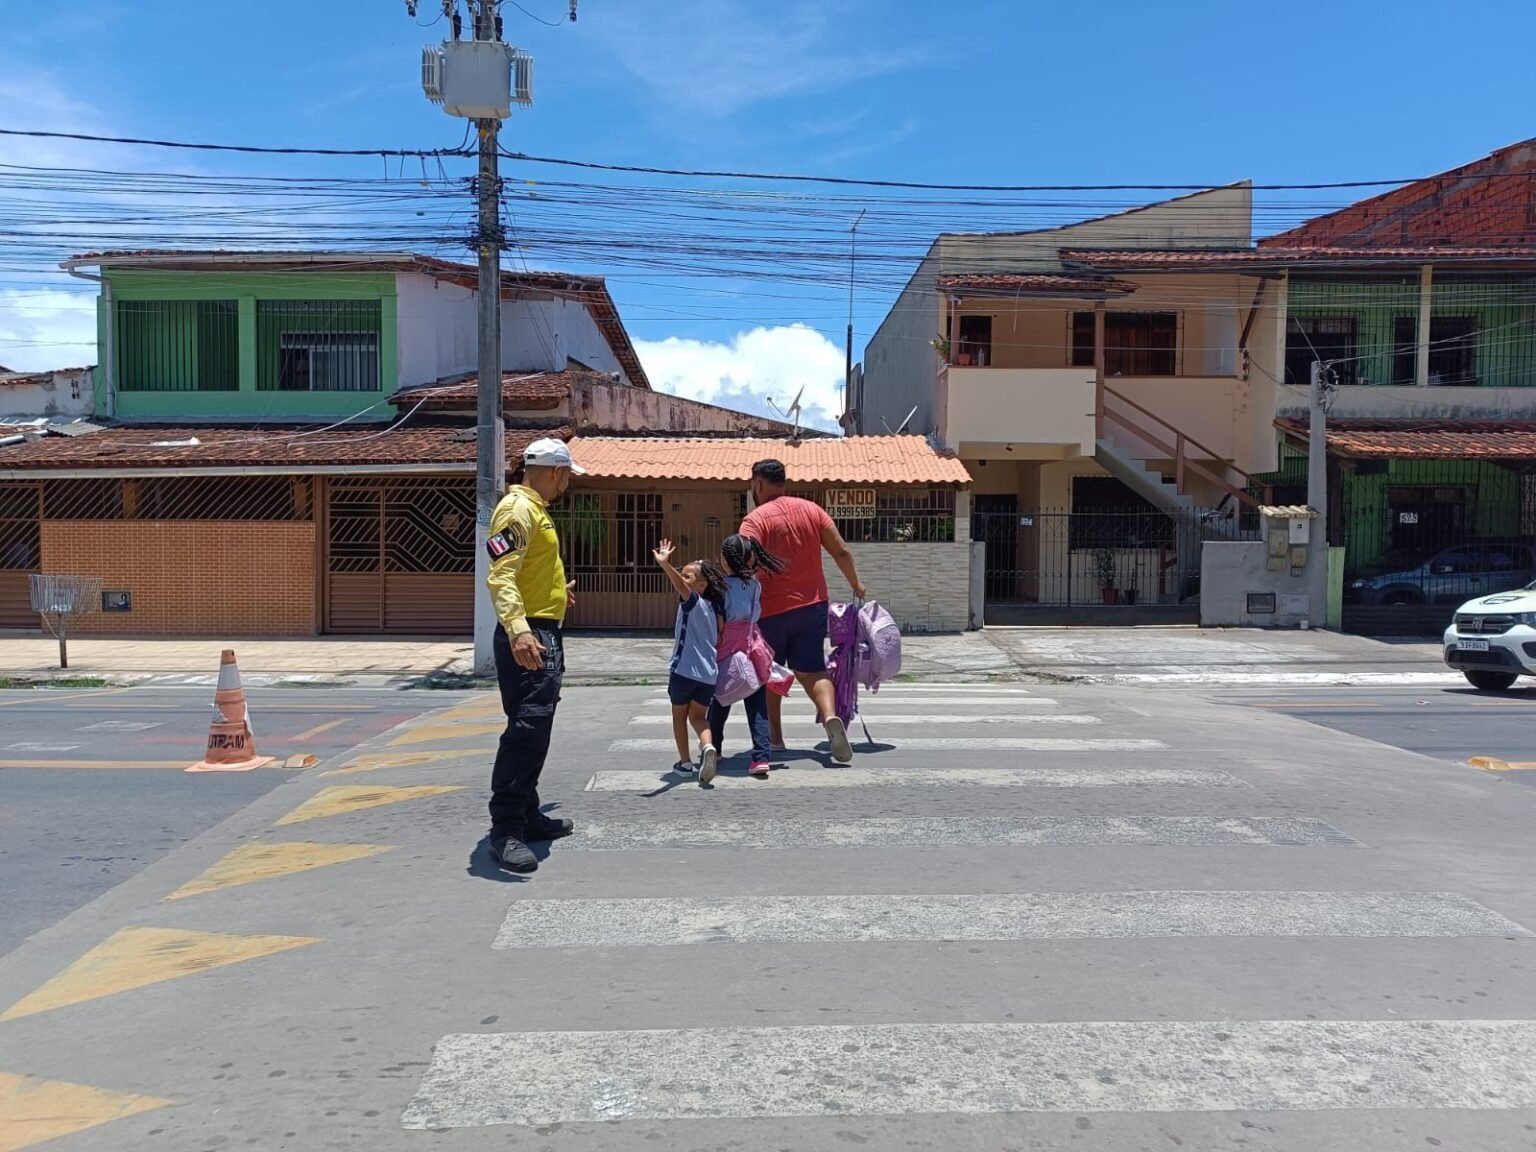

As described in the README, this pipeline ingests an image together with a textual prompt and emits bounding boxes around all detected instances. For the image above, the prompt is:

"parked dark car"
[1346,540,1536,607]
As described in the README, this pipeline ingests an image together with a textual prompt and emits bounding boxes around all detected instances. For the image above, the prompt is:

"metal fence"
[115,299,240,393]
[1338,458,1536,635]
[257,300,383,393]
[970,504,1229,624]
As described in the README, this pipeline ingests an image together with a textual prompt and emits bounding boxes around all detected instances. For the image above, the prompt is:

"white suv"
[1443,580,1536,691]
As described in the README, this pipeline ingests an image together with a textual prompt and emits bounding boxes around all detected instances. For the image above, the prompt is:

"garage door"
[324,478,475,634]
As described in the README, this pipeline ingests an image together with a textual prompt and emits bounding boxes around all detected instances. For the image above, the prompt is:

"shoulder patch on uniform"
[485,521,527,559]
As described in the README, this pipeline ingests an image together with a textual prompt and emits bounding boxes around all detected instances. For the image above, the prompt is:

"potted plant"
[1093,547,1117,605]
[929,334,950,363]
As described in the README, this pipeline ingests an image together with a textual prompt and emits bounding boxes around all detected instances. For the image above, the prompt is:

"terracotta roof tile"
[1062,246,1536,269]
[390,369,587,413]
[568,435,971,485]
[1276,417,1536,459]
[1261,139,1536,248]
[0,423,571,472]
[937,272,1136,295]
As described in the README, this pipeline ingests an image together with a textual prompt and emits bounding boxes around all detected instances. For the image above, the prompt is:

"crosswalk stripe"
[493,891,1525,949]
[402,1019,1536,1127]
[566,816,1361,850]
[628,713,1097,726]
[608,737,1163,752]
[585,766,1236,791]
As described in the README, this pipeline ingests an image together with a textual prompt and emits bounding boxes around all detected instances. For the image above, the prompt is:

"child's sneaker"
[673,760,698,776]
[698,746,719,786]
[748,760,771,779]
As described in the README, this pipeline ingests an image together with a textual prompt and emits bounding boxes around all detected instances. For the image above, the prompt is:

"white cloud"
[588,1,920,116]
[636,324,845,430]
[0,290,98,372]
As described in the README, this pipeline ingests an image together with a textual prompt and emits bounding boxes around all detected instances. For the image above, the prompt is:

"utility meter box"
[422,41,533,120]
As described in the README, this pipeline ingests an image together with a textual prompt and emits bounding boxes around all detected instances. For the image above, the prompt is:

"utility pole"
[418,0,534,674]
[844,209,865,433]
[1307,359,1330,629]
[472,0,504,676]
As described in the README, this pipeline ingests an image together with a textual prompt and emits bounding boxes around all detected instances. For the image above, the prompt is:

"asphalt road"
[1211,683,1536,783]
[6,681,1536,1150]
[0,687,452,957]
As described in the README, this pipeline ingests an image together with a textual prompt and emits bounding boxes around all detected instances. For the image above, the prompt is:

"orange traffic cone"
[186,650,275,773]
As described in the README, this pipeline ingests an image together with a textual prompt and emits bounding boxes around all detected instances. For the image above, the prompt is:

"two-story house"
[1256,139,1536,631]
[0,251,799,636]
[860,185,1285,623]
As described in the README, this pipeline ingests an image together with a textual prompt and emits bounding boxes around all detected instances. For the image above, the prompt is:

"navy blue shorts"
[759,602,829,674]
[667,672,714,708]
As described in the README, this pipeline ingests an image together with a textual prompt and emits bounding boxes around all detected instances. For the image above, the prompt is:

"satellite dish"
[893,405,919,435]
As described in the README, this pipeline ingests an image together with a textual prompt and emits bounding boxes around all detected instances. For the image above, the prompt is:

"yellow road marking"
[0,1071,169,1152]
[1469,757,1536,772]
[273,784,464,826]
[0,759,186,771]
[321,749,463,777]
[389,720,503,747]
[291,718,350,741]
[164,841,395,901]
[432,699,504,723]
[0,927,317,1023]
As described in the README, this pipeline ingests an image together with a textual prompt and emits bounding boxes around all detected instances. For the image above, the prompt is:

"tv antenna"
[768,384,806,440]
[893,404,918,435]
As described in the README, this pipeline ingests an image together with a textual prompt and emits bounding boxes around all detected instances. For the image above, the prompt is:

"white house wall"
[396,272,478,387]
[501,297,626,381]
[0,368,95,419]
[396,273,630,387]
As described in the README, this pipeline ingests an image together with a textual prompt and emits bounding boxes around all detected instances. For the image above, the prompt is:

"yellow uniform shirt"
[484,485,567,635]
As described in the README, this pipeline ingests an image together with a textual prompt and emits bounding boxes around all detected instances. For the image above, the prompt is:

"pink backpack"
[855,601,902,693]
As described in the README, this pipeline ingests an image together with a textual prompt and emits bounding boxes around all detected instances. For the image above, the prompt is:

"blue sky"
[3,0,1535,424]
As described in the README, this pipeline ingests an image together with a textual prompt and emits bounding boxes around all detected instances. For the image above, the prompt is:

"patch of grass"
[410,673,491,691]
[896,672,920,683]
[271,679,355,689]
[0,675,109,690]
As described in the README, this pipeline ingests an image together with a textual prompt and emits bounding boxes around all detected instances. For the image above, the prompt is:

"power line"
[0,128,471,160]
[0,125,1520,193]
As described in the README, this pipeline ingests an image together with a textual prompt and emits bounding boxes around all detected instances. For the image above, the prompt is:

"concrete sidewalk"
[0,626,1455,689]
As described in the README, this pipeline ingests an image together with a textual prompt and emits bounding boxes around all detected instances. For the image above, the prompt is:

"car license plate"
[1457,639,1491,652]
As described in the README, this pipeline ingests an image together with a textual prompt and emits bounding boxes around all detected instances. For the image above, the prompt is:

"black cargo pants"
[488,618,563,843]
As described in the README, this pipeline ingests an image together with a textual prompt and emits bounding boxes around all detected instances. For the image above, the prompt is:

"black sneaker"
[526,816,574,842]
[492,836,538,872]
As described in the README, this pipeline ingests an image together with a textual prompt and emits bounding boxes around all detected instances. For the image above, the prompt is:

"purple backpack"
[855,601,902,693]
[828,600,903,742]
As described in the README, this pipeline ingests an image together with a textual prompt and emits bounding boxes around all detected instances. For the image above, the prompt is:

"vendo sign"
[826,488,877,518]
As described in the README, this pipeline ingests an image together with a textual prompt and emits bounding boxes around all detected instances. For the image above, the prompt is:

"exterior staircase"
[1094,382,1267,541]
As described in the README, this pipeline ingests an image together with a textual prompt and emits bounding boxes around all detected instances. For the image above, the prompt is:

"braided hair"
[692,559,728,615]
[721,533,786,578]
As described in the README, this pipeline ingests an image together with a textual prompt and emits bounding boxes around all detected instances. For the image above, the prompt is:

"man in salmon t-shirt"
[739,458,866,764]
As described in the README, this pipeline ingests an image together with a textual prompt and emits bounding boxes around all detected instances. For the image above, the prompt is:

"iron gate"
[970,506,1218,625]
[325,477,475,633]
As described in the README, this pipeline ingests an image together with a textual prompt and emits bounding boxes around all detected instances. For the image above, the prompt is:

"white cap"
[523,437,586,474]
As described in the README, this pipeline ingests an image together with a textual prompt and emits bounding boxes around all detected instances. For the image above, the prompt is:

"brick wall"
[821,541,971,633]
[40,521,317,635]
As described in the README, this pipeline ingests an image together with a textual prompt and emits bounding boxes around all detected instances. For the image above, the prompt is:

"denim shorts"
[667,671,714,708]
[758,601,829,674]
